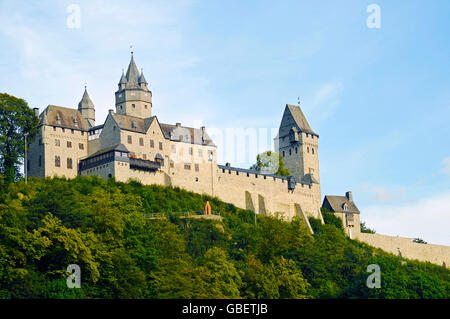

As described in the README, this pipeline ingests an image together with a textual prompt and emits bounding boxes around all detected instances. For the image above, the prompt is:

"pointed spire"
[125,53,140,85]
[78,86,94,110]
[138,68,148,84]
[119,69,127,84]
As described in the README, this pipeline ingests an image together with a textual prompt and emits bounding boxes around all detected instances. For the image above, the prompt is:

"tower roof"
[119,70,127,84]
[78,87,94,110]
[138,69,148,84]
[125,54,140,86]
[279,104,318,138]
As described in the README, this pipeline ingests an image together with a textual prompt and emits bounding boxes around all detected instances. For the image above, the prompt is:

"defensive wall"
[354,232,450,268]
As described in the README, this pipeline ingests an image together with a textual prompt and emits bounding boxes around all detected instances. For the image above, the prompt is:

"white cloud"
[441,157,450,176]
[358,184,406,202]
[303,81,342,126]
[361,191,450,246]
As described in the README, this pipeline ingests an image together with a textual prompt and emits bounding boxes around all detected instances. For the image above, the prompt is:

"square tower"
[276,104,320,184]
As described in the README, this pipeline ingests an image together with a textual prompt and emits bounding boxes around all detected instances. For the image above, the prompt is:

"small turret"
[119,69,127,90]
[78,86,95,127]
[138,69,148,90]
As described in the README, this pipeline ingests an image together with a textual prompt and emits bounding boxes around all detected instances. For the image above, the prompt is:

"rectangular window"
[39,155,42,167]
[189,147,193,155]
[184,163,191,170]
[67,158,73,169]
[128,135,132,144]
[62,128,65,132]
[71,129,74,134]
[79,143,84,150]
[139,137,144,146]
[55,139,60,146]
[53,126,56,131]
[67,141,72,148]
[143,154,147,159]
[150,139,154,148]
[55,156,60,167]
[170,161,174,168]
[159,142,163,150]
[195,163,199,172]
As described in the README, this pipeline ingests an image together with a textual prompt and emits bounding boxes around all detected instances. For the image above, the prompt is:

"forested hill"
[0,175,449,298]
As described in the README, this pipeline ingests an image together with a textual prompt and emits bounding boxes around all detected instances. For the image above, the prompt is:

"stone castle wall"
[354,232,450,268]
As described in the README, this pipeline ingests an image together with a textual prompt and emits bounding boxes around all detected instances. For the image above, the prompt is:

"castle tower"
[276,104,320,184]
[115,53,152,118]
[78,87,95,127]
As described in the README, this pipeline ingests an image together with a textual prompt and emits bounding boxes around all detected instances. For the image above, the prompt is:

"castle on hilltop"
[26,53,450,268]
[27,54,323,227]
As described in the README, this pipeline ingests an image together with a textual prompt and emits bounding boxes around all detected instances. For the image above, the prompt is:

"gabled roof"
[160,123,216,146]
[322,195,360,213]
[111,114,156,133]
[40,105,91,130]
[279,104,317,138]
[88,143,129,158]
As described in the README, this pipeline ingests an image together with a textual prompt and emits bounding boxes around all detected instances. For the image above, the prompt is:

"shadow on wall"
[258,194,266,216]
[245,191,255,211]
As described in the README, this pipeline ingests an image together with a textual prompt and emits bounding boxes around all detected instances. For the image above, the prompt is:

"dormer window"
[343,203,349,211]
[56,114,61,125]
[72,118,78,128]
[131,120,137,130]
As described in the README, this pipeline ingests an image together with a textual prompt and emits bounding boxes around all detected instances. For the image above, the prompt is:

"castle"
[27,53,323,228]
[26,53,450,268]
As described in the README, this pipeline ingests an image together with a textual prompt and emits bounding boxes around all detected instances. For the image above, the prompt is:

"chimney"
[201,126,206,143]
[33,107,39,117]
[346,191,353,201]
[176,123,181,127]
[109,109,114,115]
[225,162,231,167]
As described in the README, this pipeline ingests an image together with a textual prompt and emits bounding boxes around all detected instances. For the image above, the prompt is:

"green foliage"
[413,238,427,244]
[361,221,376,234]
[321,208,344,231]
[251,151,290,177]
[0,176,448,298]
[0,93,39,183]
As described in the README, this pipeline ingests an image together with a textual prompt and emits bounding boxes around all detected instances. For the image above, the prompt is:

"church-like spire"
[78,86,95,126]
[78,86,94,109]
[125,53,140,86]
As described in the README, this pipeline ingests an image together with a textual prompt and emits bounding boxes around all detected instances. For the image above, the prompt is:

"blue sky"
[0,0,449,244]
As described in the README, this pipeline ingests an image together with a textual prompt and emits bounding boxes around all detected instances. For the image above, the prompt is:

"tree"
[413,238,427,244]
[250,151,290,177]
[0,93,39,183]
[360,221,376,234]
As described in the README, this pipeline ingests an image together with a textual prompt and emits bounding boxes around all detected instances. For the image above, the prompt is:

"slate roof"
[111,114,156,133]
[78,88,94,110]
[322,195,360,213]
[279,104,318,138]
[40,105,91,130]
[89,143,129,158]
[160,123,216,146]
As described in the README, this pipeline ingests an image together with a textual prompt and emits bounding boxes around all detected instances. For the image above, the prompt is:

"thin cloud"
[441,157,450,176]
[361,191,450,246]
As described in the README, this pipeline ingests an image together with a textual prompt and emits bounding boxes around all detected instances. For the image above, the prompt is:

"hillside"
[0,175,449,298]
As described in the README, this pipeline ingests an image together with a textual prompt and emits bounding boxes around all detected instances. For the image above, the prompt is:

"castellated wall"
[355,232,450,268]
[214,167,322,226]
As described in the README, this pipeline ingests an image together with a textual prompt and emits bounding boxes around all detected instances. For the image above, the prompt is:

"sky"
[0,0,449,245]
